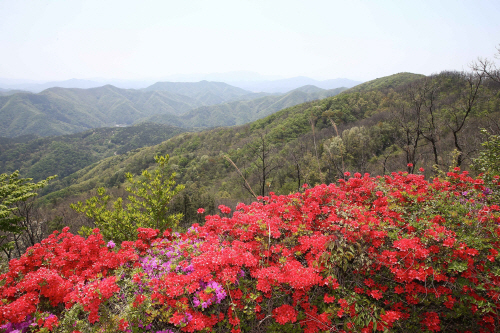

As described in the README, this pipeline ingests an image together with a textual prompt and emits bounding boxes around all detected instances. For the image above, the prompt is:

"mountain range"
[228,77,361,93]
[27,70,492,209]
[0,75,361,94]
[0,81,347,137]
[3,70,496,223]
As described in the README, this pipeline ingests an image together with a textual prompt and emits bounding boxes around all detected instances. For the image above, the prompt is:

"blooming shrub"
[0,169,499,332]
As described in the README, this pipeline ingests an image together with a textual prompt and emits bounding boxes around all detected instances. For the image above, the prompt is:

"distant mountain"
[142,86,347,128]
[0,88,30,96]
[0,85,203,137]
[291,85,327,94]
[1,79,106,93]
[158,71,284,83]
[0,81,344,138]
[143,81,253,105]
[229,77,362,93]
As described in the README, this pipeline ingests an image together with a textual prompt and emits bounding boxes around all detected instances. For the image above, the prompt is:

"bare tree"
[441,71,485,166]
[416,76,443,168]
[14,197,46,253]
[247,133,280,197]
[471,45,500,83]
[390,80,427,173]
[288,147,304,192]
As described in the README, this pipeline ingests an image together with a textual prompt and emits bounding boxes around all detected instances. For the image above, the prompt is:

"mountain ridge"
[0,82,346,138]
[229,76,362,93]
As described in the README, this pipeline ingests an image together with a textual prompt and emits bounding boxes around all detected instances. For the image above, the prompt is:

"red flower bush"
[0,170,499,332]
[0,227,137,325]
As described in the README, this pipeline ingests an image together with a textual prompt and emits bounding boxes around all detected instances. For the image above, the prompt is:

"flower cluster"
[192,281,226,309]
[0,227,137,326]
[0,169,499,332]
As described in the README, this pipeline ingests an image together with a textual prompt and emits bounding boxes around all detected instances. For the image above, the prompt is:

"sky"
[0,0,499,82]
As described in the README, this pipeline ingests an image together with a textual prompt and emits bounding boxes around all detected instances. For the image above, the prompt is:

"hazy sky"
[1,0,499,82]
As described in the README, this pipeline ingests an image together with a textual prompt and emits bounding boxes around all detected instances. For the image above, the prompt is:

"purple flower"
[182,264,194,273]
[107,240,116,249]
[1,315,33,333]
[182,312,193,324]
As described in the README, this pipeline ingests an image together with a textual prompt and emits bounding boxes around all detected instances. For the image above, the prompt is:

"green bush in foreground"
[72,155,184,242]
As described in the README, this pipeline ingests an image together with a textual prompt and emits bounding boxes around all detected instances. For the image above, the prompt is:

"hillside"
[143,86,347,128]
[37,72,499,228]
[0,85,202,137]
[142,80,253,105]
[345,72,425,93]
[0,122,186,182]
[0,82,341,138]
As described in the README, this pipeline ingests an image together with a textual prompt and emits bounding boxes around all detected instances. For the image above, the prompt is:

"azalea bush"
[0,169,499,332]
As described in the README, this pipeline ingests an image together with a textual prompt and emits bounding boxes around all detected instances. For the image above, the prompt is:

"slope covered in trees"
[0,82,345,138]
[0,123,186,182]
[346,72,425,93]
[0,85,201,137]
[145,87,346,128]
[32,71,499,229]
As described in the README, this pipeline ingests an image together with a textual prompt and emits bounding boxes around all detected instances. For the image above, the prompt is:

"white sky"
[0,0,499,82]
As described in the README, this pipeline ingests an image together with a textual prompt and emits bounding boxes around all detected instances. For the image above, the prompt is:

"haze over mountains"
[0,80,348,138]
[228,77,361,93]
[0,73,362,94]
[145,85,346,129]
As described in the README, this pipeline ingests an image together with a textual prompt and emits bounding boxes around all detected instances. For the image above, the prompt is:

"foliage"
[0,85,200,138]
[0,123,186,182]
[0,171,54,254]
[473,129,500,178]
[71,155,184,242]
[0,82,344,138]
[1,170,500,332]
[346,72,425,93]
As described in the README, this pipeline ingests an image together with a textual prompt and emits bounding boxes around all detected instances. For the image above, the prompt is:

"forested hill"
[346,72,425,93]
[144,86,347,128]
[0,88,30,96]
[0,122,185,182]
[0,81,345,138]
[142,80,254,105]
[0,85,200,137]
[37,71,499,227]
